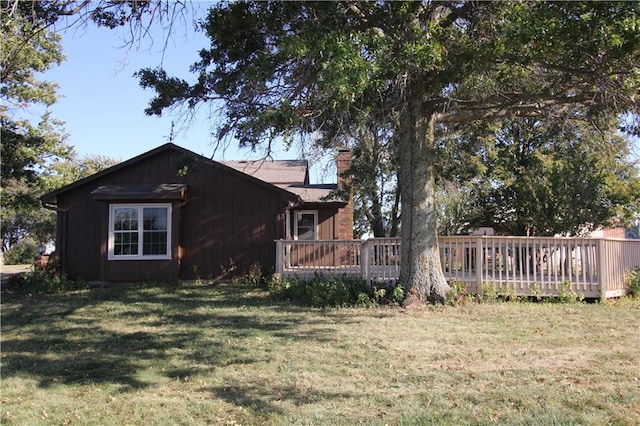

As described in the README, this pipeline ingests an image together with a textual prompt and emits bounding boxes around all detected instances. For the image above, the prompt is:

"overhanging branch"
[434,95,597,124]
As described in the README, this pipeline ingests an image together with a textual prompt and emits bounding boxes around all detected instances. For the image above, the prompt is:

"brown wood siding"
[53,147,292,281]
[56,190,103,280]
[179,164,287,279]
[318,208,338,239]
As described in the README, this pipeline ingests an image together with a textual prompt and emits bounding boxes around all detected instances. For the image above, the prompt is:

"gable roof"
[223,160,309,185]
[223,160,346,205]
[40,143,347,207]
[278,184,342,204]
[40,143,299,206]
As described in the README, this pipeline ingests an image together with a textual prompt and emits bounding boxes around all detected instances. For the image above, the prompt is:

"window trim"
[108,203,172,260]
[294,210,318,241]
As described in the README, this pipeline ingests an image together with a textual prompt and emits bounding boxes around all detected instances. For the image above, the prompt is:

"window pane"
[114,232,138,255]
[143,208,167,231]
[142,207,168,255]
[143,231,167,255]
[297,212,316,240]
[114,208,138,231]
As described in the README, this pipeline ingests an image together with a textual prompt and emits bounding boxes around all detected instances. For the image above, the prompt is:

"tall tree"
[138,1,640,304]
[1,1,73,251]
[435,115,640,237]
[42,154,121,193]
[468,117,640,236]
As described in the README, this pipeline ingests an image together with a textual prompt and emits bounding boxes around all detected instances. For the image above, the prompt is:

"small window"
[109,204,171,260]
[295,211,317,240]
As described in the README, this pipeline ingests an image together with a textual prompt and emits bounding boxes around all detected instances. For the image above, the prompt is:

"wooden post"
[275,240,283,276]
[476,237,483,296]
[596,238,607,302]
[361,239,371,286]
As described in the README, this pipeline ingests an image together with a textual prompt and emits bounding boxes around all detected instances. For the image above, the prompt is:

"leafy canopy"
[137,1,640,302]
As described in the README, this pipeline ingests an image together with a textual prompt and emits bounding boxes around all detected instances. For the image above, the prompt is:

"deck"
[275,237,640,299]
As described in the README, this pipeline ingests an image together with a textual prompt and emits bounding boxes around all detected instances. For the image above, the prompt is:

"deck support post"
[476,237,483,296]
[596,238,607,302]
[275,240,283,276]
[361,239,372,286]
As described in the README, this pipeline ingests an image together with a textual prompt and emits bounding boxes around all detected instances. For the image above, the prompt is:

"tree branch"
[435,96,592,124]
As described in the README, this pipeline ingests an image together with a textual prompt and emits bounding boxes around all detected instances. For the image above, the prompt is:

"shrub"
[550,280,584,303]
[479,282,499,303]
[7,262,85,295]
[498,287,519,302]
[626,268,640,298]
[528,283,543,302]
[235,262,265,287]
[447,281,468,306]
[4,239,38,265]
[267,274,403,308]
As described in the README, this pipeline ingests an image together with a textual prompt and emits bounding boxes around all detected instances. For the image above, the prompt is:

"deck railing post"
[361,239,371,286]
[476,237,483,296]
[275,240,283,276]
[596,238,607,302]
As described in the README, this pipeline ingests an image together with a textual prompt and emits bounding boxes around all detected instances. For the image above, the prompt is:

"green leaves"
[134,1,640,244]
[458,116,640,236]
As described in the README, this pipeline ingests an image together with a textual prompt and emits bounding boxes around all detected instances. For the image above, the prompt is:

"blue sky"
[46,10,335,183]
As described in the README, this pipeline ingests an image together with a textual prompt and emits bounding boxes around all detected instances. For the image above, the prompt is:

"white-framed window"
[108,203,171,260]
[294,210,318,240]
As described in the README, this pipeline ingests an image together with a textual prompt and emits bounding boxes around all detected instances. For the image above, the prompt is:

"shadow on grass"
[0,280,353,396]
[205,382,358,416]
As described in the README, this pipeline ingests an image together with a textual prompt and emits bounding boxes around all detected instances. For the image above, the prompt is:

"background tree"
[1,0,185,258]
[334,118,401,238]
[351,128,400,238]
[469,117,640,236]
[436,115,640,237]
[434,181,479,236]
[628,218,640,239]
[138,1,640,304]
[1,1,73,253]
[42,154,121,193]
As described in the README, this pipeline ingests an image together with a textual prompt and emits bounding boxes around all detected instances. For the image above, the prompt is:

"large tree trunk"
[398,99,450,305]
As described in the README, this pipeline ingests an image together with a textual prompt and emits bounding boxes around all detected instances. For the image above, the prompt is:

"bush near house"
[627,267,640,298]
[3,239,38,265]
[267,274,404,307]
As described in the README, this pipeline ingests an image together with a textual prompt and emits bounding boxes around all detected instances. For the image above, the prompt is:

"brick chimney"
[335,149,354,240]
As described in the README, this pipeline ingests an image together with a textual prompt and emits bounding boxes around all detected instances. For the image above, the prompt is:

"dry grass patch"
[1,281,639,425]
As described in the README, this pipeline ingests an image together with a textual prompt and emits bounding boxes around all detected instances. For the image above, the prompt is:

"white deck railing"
[275,237,640,299]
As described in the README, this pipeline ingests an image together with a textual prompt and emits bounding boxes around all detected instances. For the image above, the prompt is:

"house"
[40,143,353,282]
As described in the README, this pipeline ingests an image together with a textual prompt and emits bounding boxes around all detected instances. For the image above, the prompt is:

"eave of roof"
[223,159,309,185]
[279,184,347,205]
[91,184,187,201]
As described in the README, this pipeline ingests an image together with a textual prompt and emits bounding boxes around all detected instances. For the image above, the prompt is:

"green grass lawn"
[1,280,639,425]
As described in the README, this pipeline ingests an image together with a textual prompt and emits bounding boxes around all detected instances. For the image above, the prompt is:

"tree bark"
[398,96,450,305]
